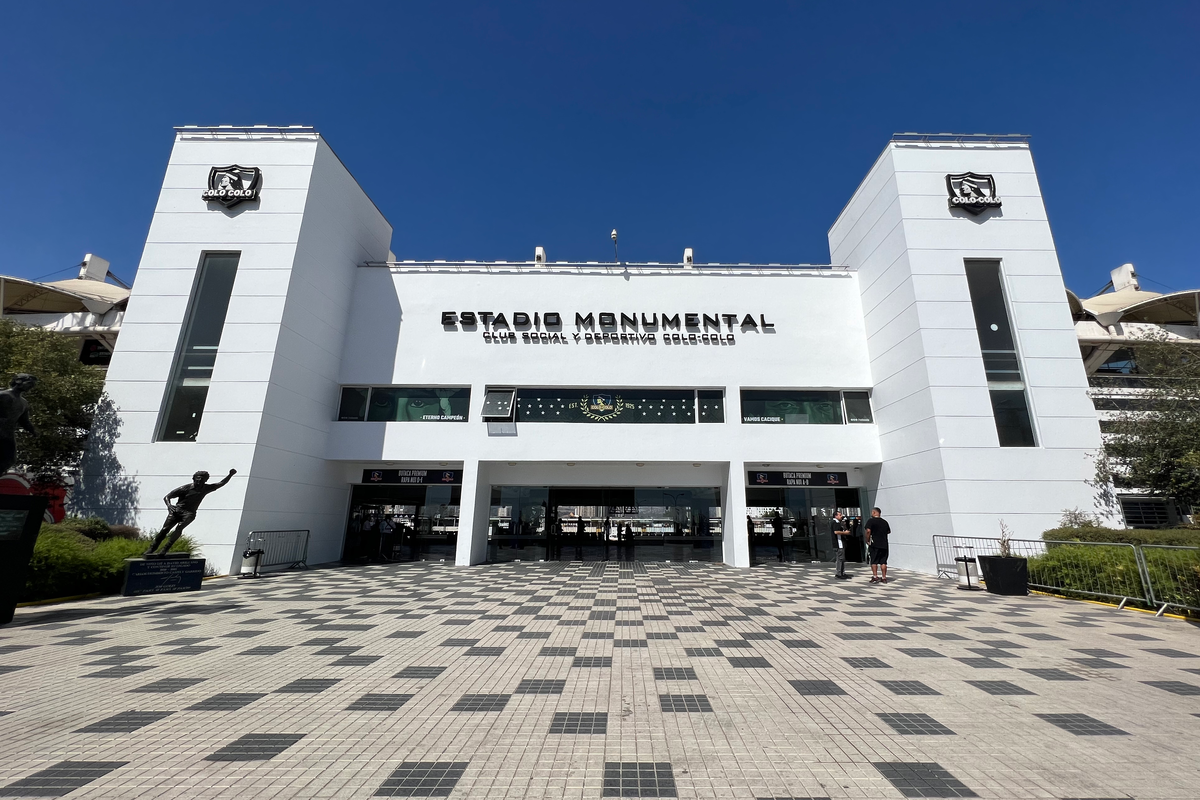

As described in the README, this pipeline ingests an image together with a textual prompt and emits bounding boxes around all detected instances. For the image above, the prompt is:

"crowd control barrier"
[934,535,1155,610]
[1139,544,1200,616]
[244,530,310,571]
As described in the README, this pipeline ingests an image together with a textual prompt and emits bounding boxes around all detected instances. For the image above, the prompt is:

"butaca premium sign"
[946,172,1001,215]
[203,165,262,208]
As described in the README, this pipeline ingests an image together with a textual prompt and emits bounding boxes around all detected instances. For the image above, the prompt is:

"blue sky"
[1,2,1196,296]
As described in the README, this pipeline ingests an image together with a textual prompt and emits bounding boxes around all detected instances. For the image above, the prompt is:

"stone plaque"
[122,557,206,597]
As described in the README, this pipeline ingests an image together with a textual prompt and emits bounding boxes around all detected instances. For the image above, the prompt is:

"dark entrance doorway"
[343,484,460,562]
[746,486,864,564]
[488,486,723,563]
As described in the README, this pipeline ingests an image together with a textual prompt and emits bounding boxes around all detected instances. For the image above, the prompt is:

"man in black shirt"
[832,511,850,579]
[864,507,890,584]
[144,469,236,556]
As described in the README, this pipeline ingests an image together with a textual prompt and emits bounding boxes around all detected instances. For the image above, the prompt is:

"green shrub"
[55,516,112,540]
[22,525,197,603]
[1042,526,1200,547]
[1029,528,1200,616]
[1140,547,1200,611]
[1027,543,1147,602]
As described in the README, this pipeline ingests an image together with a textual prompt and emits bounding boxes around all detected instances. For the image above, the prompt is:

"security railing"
[245,530,310,571]
[1141,545,1200,616]
[933,535,1200,616]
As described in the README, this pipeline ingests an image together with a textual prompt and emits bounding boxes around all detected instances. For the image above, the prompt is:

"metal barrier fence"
[933,535,1200,616]
[245,530,310,570]
[1140,544,1200,616]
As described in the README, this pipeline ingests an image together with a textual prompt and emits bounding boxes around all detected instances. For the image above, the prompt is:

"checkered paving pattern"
[1,561,1198,798]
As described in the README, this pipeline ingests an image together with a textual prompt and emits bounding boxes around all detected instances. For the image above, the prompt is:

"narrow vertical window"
[157,253,240,441]
[964,259,1036,447]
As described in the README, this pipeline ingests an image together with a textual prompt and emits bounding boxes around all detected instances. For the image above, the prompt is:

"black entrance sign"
[748,470,848,487]
[363,469,463,485]
[121,557,206,597]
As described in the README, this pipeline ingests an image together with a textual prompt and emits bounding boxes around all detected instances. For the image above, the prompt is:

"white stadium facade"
[36,126,1193,575]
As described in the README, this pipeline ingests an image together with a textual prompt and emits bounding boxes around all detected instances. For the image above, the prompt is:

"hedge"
[23,524,196,603]
[1029,526,1200,614]
[1041,526,1200,547]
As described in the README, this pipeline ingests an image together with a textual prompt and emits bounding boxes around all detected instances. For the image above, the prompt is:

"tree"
[1093,332,1200,514]
[0,319,105,485]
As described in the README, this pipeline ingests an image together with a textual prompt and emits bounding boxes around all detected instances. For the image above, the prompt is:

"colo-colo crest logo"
[203,165,262,208]
[571,393,635,422]
[946,172,1001,215]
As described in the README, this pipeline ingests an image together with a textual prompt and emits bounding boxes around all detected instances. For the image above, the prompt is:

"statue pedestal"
[122,557,205,597]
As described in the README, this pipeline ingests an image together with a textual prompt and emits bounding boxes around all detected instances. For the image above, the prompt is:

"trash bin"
[955,555,980,590]
[240,548,265,579]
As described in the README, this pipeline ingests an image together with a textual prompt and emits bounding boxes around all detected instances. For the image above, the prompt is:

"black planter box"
[978,555,1028,596]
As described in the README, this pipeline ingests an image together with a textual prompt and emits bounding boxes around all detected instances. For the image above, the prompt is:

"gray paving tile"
[205,733,305,761]
[789,680,846,696]
[0,760,127,798]
[603,762,676,798]
[375,761,468,797]
[75,711,173,733]
[872,761,978,798]
[550,711,608,733]
[1035,713,1129,736]
[877,712,955,735]
[659,694,713,712]
[186,693,266,711]
[347,693,414,711]
[878,680,940,696]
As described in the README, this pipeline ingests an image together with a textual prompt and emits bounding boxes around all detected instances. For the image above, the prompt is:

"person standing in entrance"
[865,507,891,584]
[832,511,851,579]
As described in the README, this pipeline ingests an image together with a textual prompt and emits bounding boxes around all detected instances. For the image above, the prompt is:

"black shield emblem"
[946,172,1001,215]
[203,165,262,208]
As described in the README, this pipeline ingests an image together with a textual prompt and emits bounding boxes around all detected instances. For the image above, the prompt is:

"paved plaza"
[1,562,1198,799]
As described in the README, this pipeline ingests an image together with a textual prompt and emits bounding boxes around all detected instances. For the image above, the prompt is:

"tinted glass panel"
[697,390,724,423]
[367,388,470,421]
[157,253,239,441]
[481,389,516,419]
[843,391,873,423]
[989,390,1036,447]
[740,390,843,424]
[964,260,1016,351]
[516,389,694,423]
[338,387,369,421]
